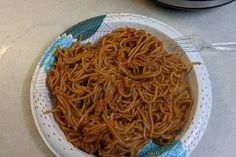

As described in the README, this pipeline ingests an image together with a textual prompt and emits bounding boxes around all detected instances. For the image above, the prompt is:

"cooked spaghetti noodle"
[46,27,193,157]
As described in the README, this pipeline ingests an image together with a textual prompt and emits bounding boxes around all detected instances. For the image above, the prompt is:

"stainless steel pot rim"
[155,0,235,8]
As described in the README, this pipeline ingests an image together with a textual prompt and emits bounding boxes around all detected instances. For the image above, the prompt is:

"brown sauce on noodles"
[46,27,193,157]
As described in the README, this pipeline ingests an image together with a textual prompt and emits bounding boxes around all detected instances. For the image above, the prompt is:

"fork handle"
[207,42,236,51]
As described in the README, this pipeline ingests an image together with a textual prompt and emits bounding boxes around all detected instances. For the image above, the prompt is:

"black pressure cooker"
[153,0,235,9]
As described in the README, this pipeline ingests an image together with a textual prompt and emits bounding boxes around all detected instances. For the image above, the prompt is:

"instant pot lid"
[153,0,235,9]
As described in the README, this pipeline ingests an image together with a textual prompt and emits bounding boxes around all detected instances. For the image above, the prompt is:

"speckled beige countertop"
[0,0,236,157]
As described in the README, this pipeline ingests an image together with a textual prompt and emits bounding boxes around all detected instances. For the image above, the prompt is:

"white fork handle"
[207,42,236,51]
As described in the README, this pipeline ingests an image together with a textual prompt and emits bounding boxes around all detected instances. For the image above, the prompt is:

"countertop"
[0,0,236,157]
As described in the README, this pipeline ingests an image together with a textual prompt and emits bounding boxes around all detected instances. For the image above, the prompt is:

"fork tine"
[174,36,191,42]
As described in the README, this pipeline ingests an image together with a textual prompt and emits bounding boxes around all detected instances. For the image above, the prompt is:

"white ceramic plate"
[30,13,212,157]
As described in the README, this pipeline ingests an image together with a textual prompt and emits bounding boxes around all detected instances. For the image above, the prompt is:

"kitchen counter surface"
[0,0,236,157]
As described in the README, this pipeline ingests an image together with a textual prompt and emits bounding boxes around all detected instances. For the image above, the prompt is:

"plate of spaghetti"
[30,13,212,157]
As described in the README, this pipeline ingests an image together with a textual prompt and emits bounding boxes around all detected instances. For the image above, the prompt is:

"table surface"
[1,0,236,157]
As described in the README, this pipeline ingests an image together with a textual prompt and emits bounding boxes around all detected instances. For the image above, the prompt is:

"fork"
[166,35,236,52]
